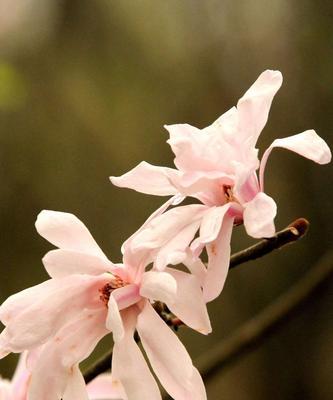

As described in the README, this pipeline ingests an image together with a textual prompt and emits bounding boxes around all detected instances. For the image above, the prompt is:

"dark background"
[0,1,332,399]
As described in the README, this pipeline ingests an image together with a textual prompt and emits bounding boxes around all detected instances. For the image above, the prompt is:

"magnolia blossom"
[0,210,210,399]
[111,69,331,301]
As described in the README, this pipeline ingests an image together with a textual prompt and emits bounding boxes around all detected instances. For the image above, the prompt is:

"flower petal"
[35,210,107,259]
[153,219,202,271]
[112,307,161,400]
[137,302,206,400]
[106,294,124,343]
[164,268,211,335]
[131,205,206,251]
[0,275,108,352]
[42,249,114,278]
[28,309,107,400]
[87,374,126,400]
[204,214,234,302]
[110,161,179,196]
[62,365,89,400]
[237,69,283,145]
[243,192,277,238]
[259,129,332,190]
[140,271,177,304]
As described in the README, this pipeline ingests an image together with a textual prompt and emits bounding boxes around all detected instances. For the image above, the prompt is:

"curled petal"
[131,205,206,251]
[110,161,179,196]
[259,129,332,190]
[137,302,206,400]
[237,70,283,145]
[243,192,277,238]
[154,219,202,271]
[140,271,177,304]
[106,295,124,343]
[35,210,107,259]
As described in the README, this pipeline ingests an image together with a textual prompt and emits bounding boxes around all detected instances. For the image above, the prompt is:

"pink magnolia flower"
[110,70,331,302]
[0,210,210,399]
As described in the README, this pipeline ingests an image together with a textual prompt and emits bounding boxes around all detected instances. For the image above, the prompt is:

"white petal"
[35,210,107,258]
[131,205,206,251]
[112,307,161,400]
[110,161,179,196]
[137,302,206,400]
[42,249,114,278]
[204,214,234,302]
[140,271,177,304]
[243,192,277,238]
[198,205,230,244]
[154,219,202,271]
[259,129,332,190]
[237,70,283,145]
[63,365,89,400]
[28,309,108,400]
[164,268,211,335]
[107,294,124,343]
[87,373,126,400]
[0,275,108,352]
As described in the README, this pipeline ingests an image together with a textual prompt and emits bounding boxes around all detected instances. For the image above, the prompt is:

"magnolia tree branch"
[83,218,309,384]
[196,249,333,383]
[229,218,309,269]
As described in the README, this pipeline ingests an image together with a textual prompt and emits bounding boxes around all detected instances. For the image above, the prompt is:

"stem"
[229,218,309,269]
[83,218,309,384]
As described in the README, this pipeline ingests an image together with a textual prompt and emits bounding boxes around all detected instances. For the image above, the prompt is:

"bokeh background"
[0,1,332,399]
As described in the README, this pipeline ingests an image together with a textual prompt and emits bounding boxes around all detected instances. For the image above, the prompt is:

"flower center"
[223,184,238,203]
[99,275,126,306]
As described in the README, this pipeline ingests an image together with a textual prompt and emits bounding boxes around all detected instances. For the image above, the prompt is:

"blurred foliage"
[0,1,332,399]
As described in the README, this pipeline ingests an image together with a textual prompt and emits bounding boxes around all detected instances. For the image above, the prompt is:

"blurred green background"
[0,1,332,399]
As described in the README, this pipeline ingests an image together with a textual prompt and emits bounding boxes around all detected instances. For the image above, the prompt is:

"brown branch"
[197,250,333,384]
[83,218,310,384]
[229,218,309,269]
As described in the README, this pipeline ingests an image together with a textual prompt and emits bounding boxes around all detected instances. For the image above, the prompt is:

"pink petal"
[259,129,332,190]
[237,70,283,145]
[137,302,206,400]
[243,192,277,238]
[198,205,230,245]
[140,271,177,304]
[87,374,126,400]
[9,352,30,400]
[182,251,207,286]
[106,294,124,343]
[112,306,161,400]
[0,275,108,352]
[164,268,211,335]
[204,214,234,302]
[131,205,206,251]
[62,365,89,400]
[110,161,180,196]
[122,195,184,281]
[106,285,141,342]
[42,249,114,278]
[154,219,202,271]
[28,309,108,400]
[35,210,107,259]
